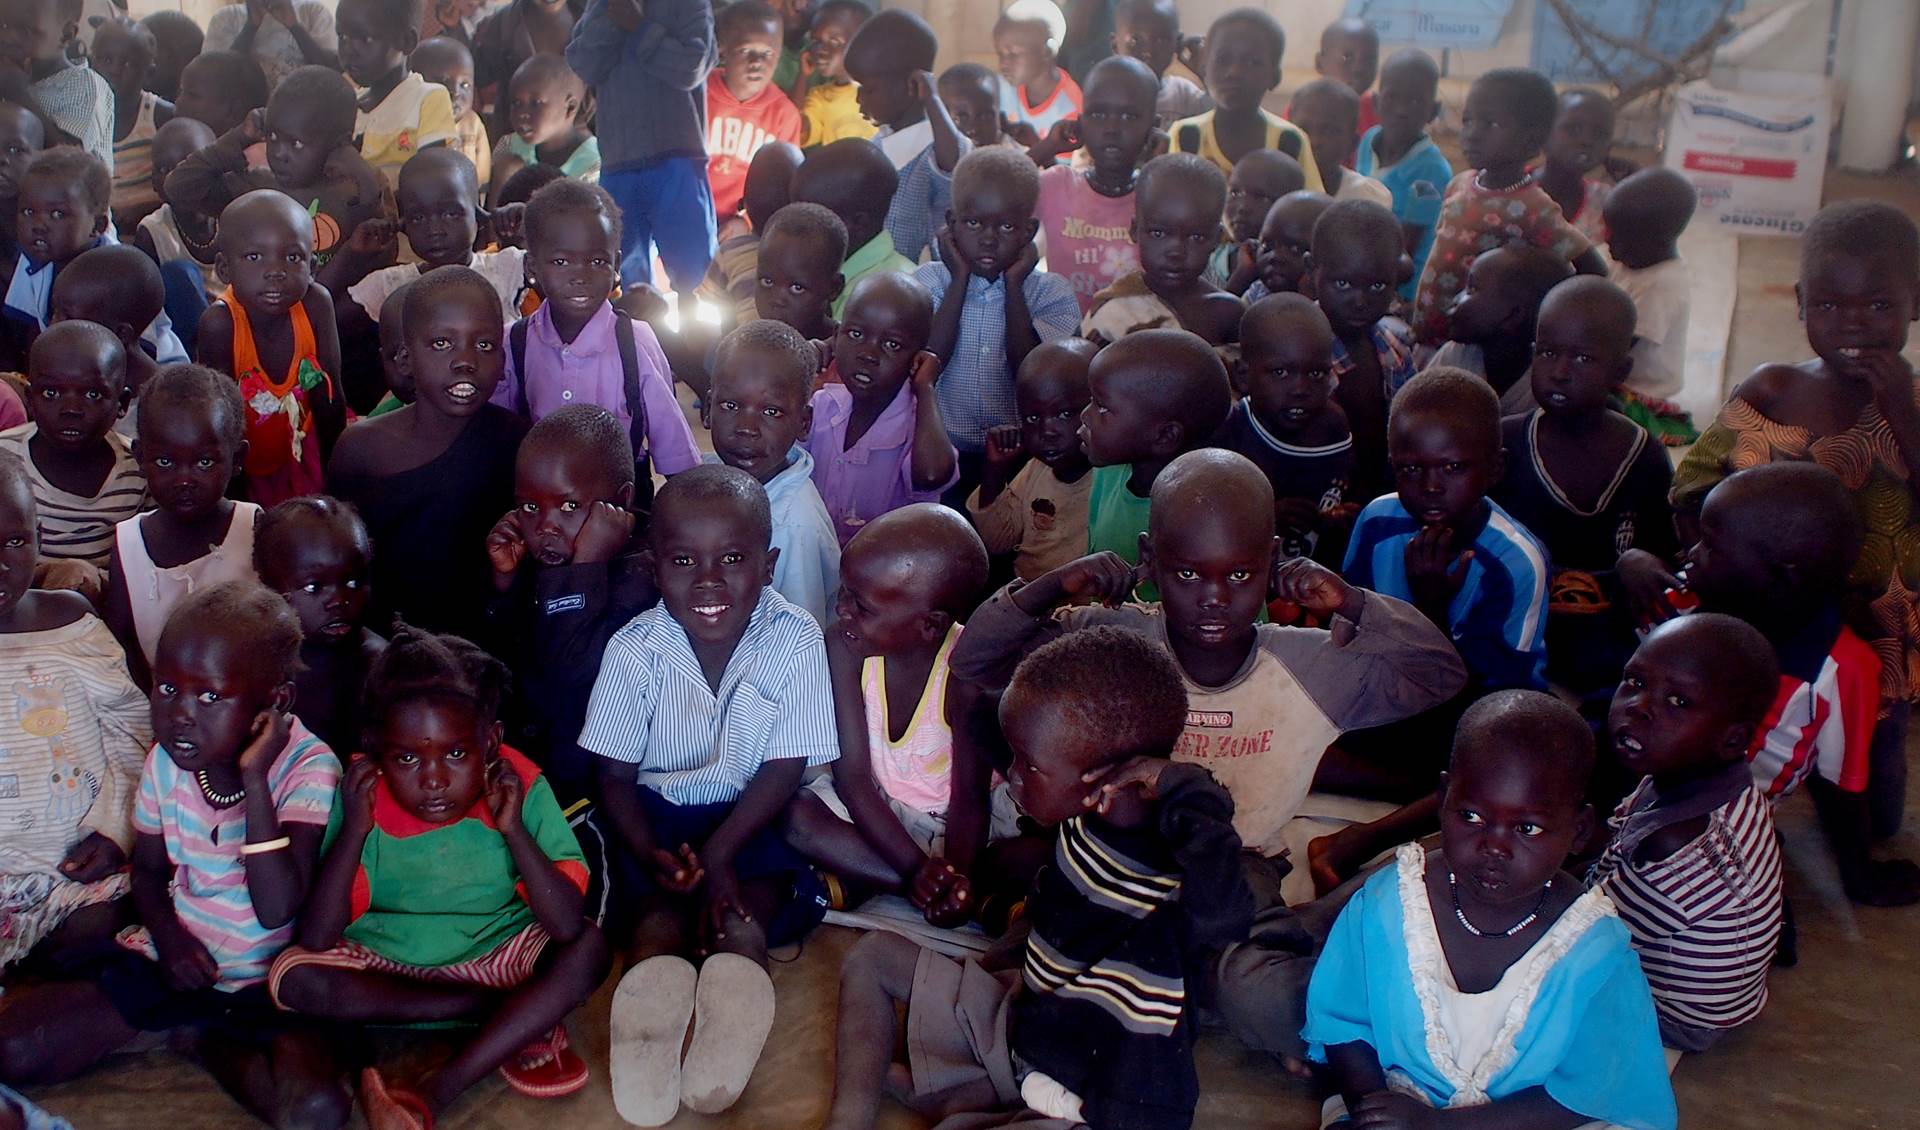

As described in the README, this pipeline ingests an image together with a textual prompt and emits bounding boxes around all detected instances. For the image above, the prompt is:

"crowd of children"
[0,0,1902,1128]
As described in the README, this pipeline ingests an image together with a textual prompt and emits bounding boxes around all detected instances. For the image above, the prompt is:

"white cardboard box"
[1665,73,1832,238]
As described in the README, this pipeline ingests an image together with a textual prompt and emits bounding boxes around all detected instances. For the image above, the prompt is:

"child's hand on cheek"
[239,108,268,147]
[909,350,942,396]
[1177,35,1207,78]
[1006,243,1039,286]
[340,756,380,837]
[572,500,636,565]
[483,202,526,248]
[936,224,971,281]
[345,217,399,258]
[1081,757,1167,825]
[1841,349,1918,419]
[237,707,292,784]
[1037,117,1080,159]
[485,758,524,835]
[58,831,126,883]
[486,510,527,589]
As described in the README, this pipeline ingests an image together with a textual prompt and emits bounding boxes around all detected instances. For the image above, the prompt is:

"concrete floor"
[26,167,1920,1129]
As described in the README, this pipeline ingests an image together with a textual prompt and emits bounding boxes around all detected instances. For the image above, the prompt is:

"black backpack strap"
[616,316,653,512]
[509,318,530,417]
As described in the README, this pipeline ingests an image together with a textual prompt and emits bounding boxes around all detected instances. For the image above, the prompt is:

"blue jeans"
[601,156,717,293]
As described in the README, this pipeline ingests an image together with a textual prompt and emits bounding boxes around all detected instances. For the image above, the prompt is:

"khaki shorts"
[804,774,1024,857]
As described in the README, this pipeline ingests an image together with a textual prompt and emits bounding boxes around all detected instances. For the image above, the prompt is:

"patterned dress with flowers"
[1410,170,1593,346]
[224,289,334,509]
[1672,387,1920,709]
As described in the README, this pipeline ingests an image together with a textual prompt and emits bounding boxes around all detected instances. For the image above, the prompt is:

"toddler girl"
[197,190,345,508]
[0,449,149,971]
[91,17,173,232]
[491,52,599,203]
[103,364,259,689]
[253,495,387,756]
[1305,691,1677,1130]
[271,626,608,1127]
[0,581,348,1129]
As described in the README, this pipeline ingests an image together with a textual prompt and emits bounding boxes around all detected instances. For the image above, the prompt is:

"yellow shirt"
[803,81,876,148]
[1170,108,1323,192]
[453,109,492,192]
[356,72,457,191]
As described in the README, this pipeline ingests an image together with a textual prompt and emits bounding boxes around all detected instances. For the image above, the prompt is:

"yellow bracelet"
[239,836,292,856]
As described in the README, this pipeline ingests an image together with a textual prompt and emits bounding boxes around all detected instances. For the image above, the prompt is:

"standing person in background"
[204,0,340,90]
[567,0,717,306]
[705,1,802,225]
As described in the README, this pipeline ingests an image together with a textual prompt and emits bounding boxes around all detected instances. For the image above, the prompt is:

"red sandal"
[360,1066,433,1130]
[500,1023,590,1099]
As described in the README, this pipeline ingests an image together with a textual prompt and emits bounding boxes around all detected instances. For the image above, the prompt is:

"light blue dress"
[1303,844,1678,1130]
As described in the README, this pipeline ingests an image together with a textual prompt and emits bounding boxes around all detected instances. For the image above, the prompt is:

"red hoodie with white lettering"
[705,81,803,222]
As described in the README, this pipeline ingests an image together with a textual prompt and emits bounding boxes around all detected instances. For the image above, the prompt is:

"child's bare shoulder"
[329,412,403,476]
[11,589,90,633]
[1182,291,1246,345]
[301,282,336,319]
[1729,359,1824,421]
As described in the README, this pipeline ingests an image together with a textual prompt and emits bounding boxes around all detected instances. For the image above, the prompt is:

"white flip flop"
[678,952,776,1114]
[608,955,697,1127]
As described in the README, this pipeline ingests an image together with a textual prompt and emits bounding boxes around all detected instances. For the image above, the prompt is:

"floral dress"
[225,290,333,508]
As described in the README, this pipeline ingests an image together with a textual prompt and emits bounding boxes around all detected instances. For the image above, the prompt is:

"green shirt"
[326,747,587,969]
[1086,463,1157,602]
[835,231,916,320]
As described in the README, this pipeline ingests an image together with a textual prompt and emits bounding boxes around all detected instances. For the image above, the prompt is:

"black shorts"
[97,951,291,1042]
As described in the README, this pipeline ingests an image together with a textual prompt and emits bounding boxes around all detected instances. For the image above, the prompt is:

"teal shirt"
[1086,463,1157,602]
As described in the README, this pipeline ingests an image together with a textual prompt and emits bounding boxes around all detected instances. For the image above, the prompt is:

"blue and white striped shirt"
[1342,495,1551,692]
[577,587,839,806]
[911,263,1083,452]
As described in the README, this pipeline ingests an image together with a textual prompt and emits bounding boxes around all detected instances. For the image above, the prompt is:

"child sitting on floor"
[49,245,174,436]
[704,319,839,627]
[1082,153,1242,346]
[1494,276,1676,700]
[337,0,456,190]
[1077,328,1232,596]
[915,145,1081,497]
[493,53,599,202]
[1206,149,1306,296]
[1312,16,1383,155]
[1605,166,1700,442]
[197,189,345,508]
[1535,88,1619,246]
[953,448,1464,877]
[789,505,1013,924]
[484,405,654,806]
[1595,614,1785,1053]
[1672,200,1920,848]
[1426,243,1572,413]
[3,0,112,165]
[253,496,388,757]
[328,265,528,638]
[842,9,964,265]
[343,148,526,333]
[1410,67,1606,346]
[163,65,389,287]
[1213,293,1355,565]
[821,626,1252,1130]
[135,117,221,302]
[1344,366,1551,694]
[3,148,110,338]
[935,62,1001,151]
[798,1,876,148]
[0,448,149,973]
[1312,198,1416,505]
[494,178,700,492]
[1355,48,1450,303]
[1029,53,1159,315]
[696,141,803,334]
[411,37,490,195]
[272,626,610,1126]
[994,0,1081,138]
[172,49,269,141]
[93,16,173,232]
[0,581,348,1130]
[1111,0,1210,122]
[103,365,258,688]
[806,272,957,546]
[1245,189,1332,304]
[750,200,844,342]
[0,321,143,601]
[970,336,1097,581]
[1171,6,1318,187]
[582,465,836,1125]
[706,2,802,225]
[1305,691,1678,1130]
[1288,78,1390,207]
[137,10,200,102]
[1680,463,1920,908]
[789,139,910,321]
